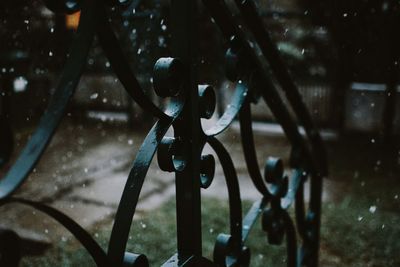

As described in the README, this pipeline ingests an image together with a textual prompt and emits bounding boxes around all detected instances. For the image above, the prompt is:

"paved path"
[0,119,344,248]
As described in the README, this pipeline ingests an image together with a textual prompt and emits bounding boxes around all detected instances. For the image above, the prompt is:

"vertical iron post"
[170,0,202,262]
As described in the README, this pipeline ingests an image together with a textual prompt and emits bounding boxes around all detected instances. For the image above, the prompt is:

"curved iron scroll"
[0,0,327,266]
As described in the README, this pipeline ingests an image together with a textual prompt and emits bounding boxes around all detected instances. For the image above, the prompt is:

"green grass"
[20,198,288,267]
[20,186,400,267]
[20,137,400,267]
[20,192,399,267]
[318,138,400,267]
[319,171,400,267]
[321,200,400,267]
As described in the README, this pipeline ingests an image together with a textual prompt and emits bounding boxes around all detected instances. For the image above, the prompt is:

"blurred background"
[0,0,399,266]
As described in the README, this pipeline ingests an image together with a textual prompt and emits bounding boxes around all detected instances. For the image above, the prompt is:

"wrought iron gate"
[0,0,327,266]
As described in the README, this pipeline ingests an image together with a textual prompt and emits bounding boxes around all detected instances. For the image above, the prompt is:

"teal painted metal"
[0,0,326,266]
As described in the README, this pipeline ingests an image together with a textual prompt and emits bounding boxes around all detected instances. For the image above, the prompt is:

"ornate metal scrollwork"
[0,0,327,266]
